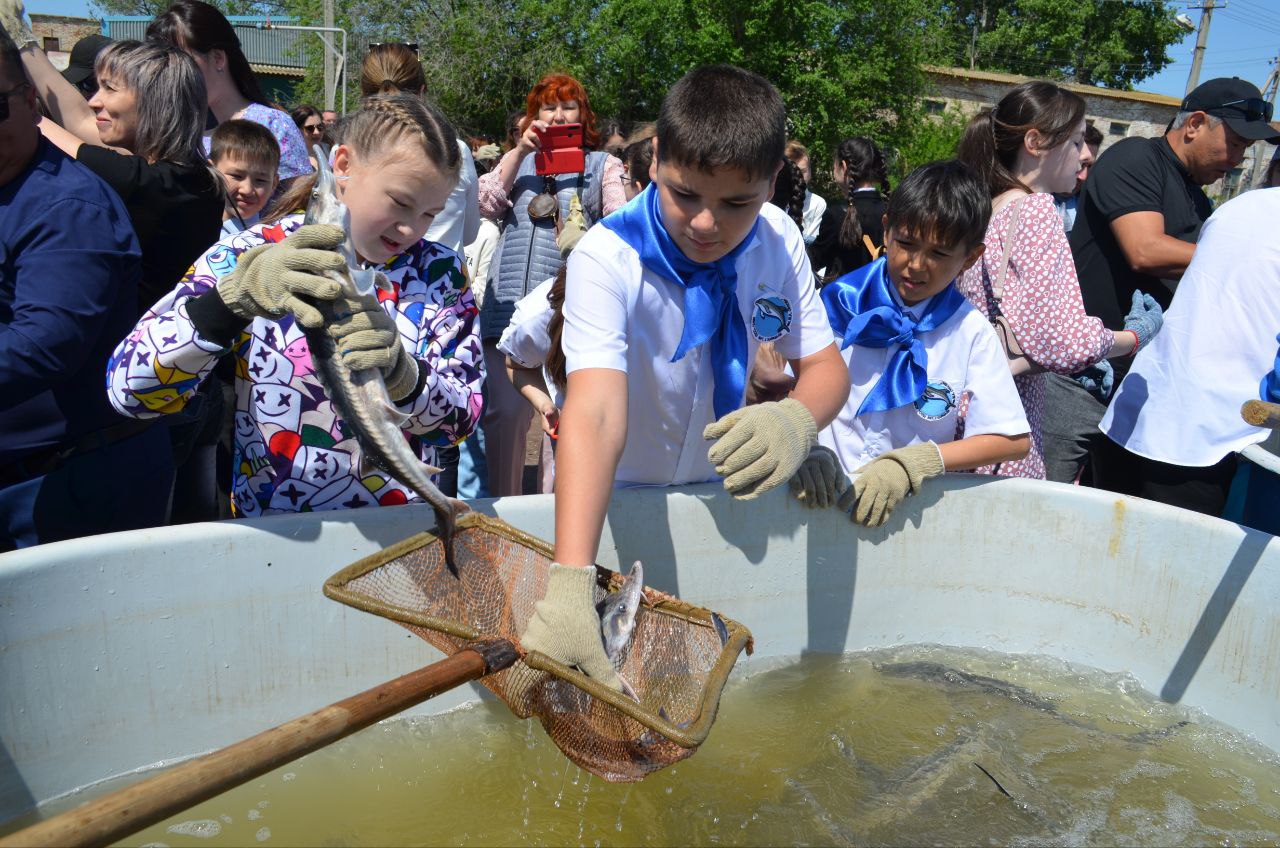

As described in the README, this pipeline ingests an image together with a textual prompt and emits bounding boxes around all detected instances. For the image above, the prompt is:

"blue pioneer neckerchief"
[821,256,966,416]
[602,183,760,418]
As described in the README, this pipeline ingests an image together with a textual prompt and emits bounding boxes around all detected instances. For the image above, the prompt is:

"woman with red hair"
[475,73,625,497]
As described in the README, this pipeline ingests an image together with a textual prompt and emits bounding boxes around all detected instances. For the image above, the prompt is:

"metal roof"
[102,15,309,71]
[923,64,1182,108]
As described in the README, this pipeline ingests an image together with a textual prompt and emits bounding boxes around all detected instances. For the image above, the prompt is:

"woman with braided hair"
[809,137,889,285]
[769,156,808,230]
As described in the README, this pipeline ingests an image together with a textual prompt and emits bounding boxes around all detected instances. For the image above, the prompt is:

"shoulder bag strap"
[990,197,1025,307]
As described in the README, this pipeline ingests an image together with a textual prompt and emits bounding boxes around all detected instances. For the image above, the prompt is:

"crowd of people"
[2,0,1279,685]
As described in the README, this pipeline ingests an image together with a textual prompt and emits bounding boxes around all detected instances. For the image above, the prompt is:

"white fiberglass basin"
[1,477,1277,825]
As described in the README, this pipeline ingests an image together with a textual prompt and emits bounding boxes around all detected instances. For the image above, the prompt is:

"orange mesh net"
[323,511,753,782]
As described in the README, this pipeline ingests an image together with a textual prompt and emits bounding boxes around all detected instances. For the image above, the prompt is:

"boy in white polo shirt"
[518,65,849,690]
[792,160,1030,527]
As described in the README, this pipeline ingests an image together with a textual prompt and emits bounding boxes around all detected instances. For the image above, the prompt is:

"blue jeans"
[0,424,174,551]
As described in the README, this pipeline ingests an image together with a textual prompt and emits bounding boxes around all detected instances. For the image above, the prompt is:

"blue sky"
[27,0,1280,102]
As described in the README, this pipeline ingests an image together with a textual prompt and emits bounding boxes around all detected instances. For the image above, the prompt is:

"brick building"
[922,65,1276,198]
[29,14,100,72]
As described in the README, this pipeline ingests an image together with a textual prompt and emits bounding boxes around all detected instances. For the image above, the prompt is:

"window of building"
[43,37,60,51]
[1109,121,1130,137]
[923,99,946,115]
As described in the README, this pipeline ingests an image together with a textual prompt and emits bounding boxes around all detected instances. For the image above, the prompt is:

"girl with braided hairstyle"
[769,157,809,231]
[809,137,890,284]
[107,93,485,518]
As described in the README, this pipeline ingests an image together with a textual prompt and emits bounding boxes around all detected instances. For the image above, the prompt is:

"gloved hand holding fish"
[520,561,646,697]
[214,150,464,564]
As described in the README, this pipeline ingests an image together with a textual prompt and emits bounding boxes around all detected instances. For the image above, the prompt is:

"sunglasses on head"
[370,41,419,55]
[0,83,29,122]
[1214,97,1274,123]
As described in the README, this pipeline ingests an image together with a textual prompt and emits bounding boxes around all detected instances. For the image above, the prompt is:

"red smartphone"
[534,123,585,176]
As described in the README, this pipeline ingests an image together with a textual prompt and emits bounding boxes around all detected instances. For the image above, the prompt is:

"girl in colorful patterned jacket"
[106,94,485,518]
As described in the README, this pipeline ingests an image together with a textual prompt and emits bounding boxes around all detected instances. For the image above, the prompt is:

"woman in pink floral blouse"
[956,81,1163,479]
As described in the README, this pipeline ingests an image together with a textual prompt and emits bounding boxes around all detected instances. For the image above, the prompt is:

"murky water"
[12,645,1280,847]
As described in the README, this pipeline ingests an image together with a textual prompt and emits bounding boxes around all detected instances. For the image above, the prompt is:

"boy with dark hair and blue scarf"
[517,65,849,691]
[792,160,1030,528]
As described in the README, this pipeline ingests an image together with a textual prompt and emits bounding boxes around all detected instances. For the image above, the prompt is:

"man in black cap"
[60,32,110,99]
[1046,77,1278,506]
[1044,76,1274,504]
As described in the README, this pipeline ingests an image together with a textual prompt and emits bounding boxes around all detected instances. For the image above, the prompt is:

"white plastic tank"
[1,478,1277,825]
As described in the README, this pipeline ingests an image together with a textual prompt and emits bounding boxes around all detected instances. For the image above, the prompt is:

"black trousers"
[1092,435,1237,518]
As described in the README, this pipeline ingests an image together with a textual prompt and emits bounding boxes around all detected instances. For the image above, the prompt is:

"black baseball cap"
[1181,77,1279,142]
[61,34,112,86]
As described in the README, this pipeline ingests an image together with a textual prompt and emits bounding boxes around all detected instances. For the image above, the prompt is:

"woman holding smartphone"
[475,73,624,498]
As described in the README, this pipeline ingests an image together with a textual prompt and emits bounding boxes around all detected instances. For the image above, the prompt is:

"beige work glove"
[556,193,588,256]
[789,445,851,509]
[520,563,624,692]
[838,441,945,528]
[216,224,347,328]
[705,397,817,499]
[325,288,420,402]
[0,0,35,47]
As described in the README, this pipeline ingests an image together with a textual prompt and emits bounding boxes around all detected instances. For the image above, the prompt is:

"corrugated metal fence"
[102,15,308,69]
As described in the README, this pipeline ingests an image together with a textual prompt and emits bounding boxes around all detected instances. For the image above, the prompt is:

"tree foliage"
[934,0,1186,89]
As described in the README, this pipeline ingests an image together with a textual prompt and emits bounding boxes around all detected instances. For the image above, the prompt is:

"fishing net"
[323,511,753,782]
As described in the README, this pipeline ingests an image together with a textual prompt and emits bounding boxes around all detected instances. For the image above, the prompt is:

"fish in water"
[598,560,644,700]
[875,660,1189,742]
[301,149,463,567]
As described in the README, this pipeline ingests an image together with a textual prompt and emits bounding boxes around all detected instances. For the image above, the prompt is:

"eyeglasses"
[74,76,97,97]
[1215,97,1274,123]
[0,83,29,122]
[369,41,418,55]
[302,122,324,134]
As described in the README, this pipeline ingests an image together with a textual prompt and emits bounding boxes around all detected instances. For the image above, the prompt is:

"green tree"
[936,0,1186,88]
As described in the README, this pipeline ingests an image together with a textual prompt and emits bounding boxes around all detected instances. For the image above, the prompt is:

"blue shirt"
[0,138,143,465]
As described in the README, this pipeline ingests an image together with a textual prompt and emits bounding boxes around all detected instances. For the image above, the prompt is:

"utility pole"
[322,0,334,112]
[1243,54,1279,193]
[1185,0,1219,96]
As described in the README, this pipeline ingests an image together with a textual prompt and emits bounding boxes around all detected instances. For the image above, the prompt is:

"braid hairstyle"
[266,93,461,222]
[769,157,806,229]
[827,137,888,280]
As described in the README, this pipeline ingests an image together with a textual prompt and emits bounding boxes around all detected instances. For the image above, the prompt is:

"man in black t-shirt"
[1047,77,1279,507]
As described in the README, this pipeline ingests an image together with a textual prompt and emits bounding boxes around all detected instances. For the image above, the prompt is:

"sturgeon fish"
[302,150,462,567]
[598,560,644,700]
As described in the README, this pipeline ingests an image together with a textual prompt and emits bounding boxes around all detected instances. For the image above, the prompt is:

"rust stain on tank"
[1108,500,1126,559]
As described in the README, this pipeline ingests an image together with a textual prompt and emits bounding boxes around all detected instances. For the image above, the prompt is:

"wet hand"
[705,398,817,499]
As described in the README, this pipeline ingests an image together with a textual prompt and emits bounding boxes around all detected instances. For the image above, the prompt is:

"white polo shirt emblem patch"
[751,294,792,342]
[915,380,957,421]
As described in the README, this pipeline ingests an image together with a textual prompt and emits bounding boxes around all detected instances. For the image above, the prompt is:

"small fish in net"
[324,511,753,782]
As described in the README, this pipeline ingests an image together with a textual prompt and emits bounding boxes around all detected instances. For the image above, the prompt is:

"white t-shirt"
[818,295,1029,473]
[425,141,480,256]
[563,201,834,487]
[801,190,826,245]
[1101,187,1280,466]
[497,276,562,407]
